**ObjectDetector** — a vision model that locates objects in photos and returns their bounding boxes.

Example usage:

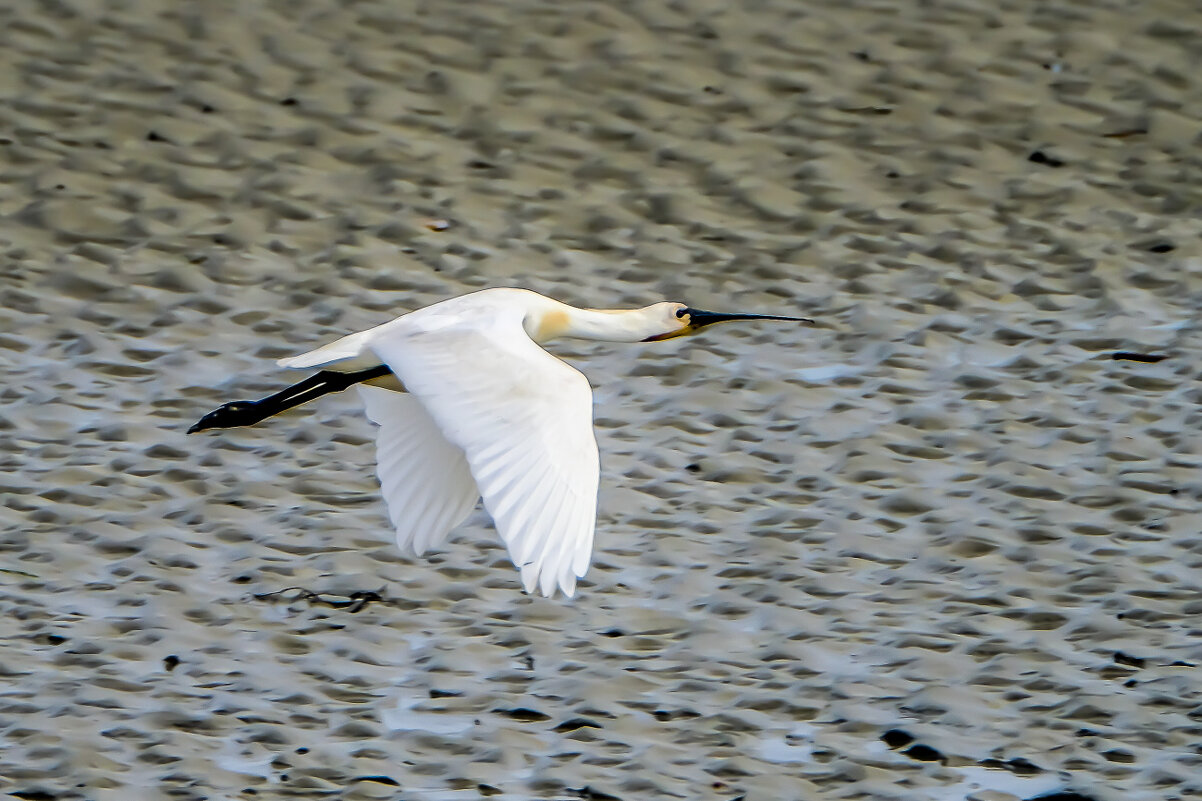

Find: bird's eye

[675,308,688,319]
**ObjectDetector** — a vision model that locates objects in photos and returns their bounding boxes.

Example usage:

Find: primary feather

[357,385,478,555]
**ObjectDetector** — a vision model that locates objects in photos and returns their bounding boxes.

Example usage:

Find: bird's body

[191,288,811,597]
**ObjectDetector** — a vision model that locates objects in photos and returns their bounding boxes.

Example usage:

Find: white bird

[190,288,812,597]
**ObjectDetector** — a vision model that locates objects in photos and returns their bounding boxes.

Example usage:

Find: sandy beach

[1,0,1200,798]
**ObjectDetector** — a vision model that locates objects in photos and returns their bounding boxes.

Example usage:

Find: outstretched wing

[367,319,600,598]
[357,385,479,555]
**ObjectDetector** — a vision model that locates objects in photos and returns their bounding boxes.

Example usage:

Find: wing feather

[366,318,600,597]
[543,499,582,595]
[357,386,479,555]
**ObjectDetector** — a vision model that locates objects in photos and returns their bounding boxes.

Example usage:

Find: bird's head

[642,302,814,342]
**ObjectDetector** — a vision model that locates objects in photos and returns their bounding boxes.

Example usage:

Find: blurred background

[1,0,1199,799]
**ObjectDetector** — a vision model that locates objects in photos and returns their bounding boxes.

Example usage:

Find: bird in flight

[190,288,812,597]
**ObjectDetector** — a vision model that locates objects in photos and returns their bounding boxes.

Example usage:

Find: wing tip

[559,573,577,598]
[518,568,579,599]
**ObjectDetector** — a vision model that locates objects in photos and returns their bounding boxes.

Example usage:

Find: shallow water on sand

[2,0,1201,798]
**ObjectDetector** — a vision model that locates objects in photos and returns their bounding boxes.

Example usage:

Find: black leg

[188,365,393,433]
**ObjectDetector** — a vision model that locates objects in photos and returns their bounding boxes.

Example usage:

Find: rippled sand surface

[3,0,1201,798]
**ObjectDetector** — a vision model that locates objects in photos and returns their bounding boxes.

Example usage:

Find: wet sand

[2,0,1200,798]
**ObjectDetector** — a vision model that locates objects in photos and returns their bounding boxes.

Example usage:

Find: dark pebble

[499,707,550,722]
[554,717,602,732]
[981,756,1043,775]
[576,787,622,801]
[1113,651,1146,668]
[903,744,946,762]
[880,728,914,748]
[1028,150,1065,167]
[1110,352,1167,363]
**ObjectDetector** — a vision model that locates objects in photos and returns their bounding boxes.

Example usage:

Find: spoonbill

[190,288,812,597]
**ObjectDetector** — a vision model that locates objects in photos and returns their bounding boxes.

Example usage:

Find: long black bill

[188,365,393,434]
[685,308,815,329]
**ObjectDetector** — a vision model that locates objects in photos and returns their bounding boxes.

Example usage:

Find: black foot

[188,366,395,435]
[188,400,267,434]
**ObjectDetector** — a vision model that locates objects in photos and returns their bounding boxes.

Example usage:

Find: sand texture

[2,0,1201,798]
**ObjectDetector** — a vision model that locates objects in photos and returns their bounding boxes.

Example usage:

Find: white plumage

[352,308,599,597]
[277,289,604,597]
[193,287,812,598]
[357,386,478,557]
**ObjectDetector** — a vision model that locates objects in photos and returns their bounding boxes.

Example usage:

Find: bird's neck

[529,304,659,343]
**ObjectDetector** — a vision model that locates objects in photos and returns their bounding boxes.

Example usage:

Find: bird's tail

[276,329,376,370]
